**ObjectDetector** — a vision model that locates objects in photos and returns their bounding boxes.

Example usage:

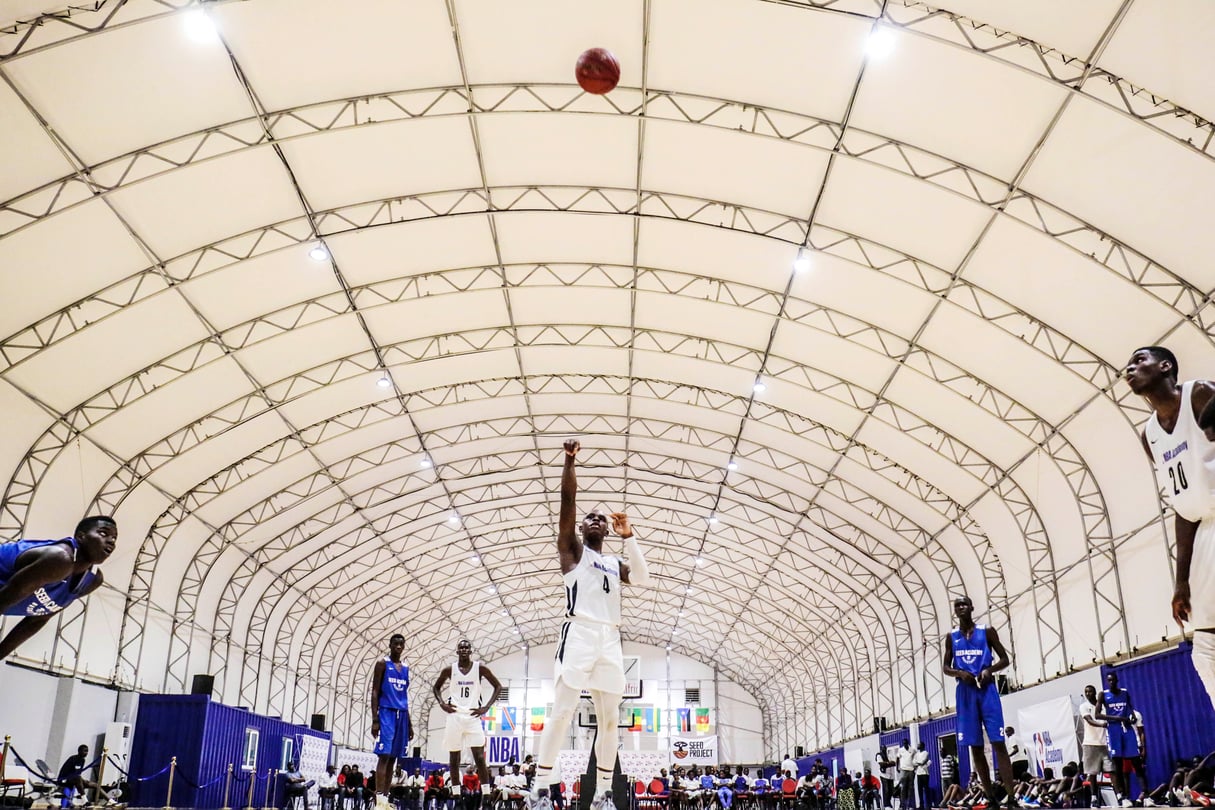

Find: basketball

[575,47,620,94]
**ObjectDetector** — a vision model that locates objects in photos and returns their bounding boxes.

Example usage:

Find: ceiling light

[793,250,811,273]
[866,27,895,59]
[753,380,767,394]
[486,585,497,594]
[182,9,217,43]
[666,644,672,651]
[449,512,461,524]
[471,555,481,563]
[694,557,704,567]
[685,587,694,595]
[727,461,738,471]
[377,374,391,388]
[708,514,719,525]
[308,244,329,262]
[420,457,432,468]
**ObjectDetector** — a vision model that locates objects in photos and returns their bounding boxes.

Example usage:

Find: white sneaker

[590,790,613,810]
[1143,799,1157,807]
[1121,801,1133,808]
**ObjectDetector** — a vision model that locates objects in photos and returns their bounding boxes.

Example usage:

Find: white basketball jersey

[450,660,481,710]
[1145,381,1215,522]
[563,545,622,625]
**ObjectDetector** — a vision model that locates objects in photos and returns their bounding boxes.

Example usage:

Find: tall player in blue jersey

[1095,671,1144,807]
[0,516,117,660]
[531,439,652,810]
[371,633,412,810]
[941,595,1018,809]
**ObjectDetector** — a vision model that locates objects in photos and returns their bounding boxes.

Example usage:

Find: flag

[676,708,692,733]
[501,706,517,732]
[530,707,546,732]
[628,708,642,732]
[695,708,711,732]
[644,708,660,733]
[481,706,496,731]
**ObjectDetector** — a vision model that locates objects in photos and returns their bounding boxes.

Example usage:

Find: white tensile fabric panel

[494,210,635,265]
[510,286,632,328]
[107,146,303,259]
[189,451,323,528]
[1114,523,1173,645]
[145,409,294,496]
[22,437,116,536]
[648,0,869,121]
[1022,96,1215,290]
[759,385,867,441]
[309,413,425,467]
[1004,450,1088,567]
[0,78,74,201]
[0,200,150,337]
[454,0,643,88]
[637,218,797,291]
[786,252,938,339]
[1099,0,1215,124]
[918,304,1095,425]
[233,316,373,383]
[855,417,990,507]
[214,0,462,111]
[3,12,255,165]
[966,489,1033,595]
[926,0,1124,60]
[631,351,756,402]
[390,348,523,395]
[0,380,56,481]
[273,376,397,438]
[850,28,1065,180]
[881,367,1034,469]
[634,290,774,352]
[1059,397,1162,536]
[815,157,991,271]
[4,291,213,413]
[477,113,638,189]
[181,245,346,331]
[361,288,510,343]
[279,118,484,212]
[82,356,255,459]
[327,217,498,286]
[769,321,898,392]
[641,119,828,218]
[519,344,630,378]
[963,216,1179,363]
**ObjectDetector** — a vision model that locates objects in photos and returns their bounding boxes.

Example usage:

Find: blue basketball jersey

[0,538,99,616]
[379,657,410,710]
[950,625,994,677]
[1102,688,1132,719]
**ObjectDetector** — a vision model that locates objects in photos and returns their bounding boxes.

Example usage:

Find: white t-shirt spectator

[319,772,339,790]
[913,750,929,777]
[1006,732,1029,764]
[897,748,915,773]
[781,760,798,781]
[1080,701,1108,746]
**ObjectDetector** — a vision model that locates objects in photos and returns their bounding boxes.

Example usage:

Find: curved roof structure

[1,0,1207,754]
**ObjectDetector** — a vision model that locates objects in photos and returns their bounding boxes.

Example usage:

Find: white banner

[486,735,523,766]
[1017,696,1078,778]
[671,735,719,766]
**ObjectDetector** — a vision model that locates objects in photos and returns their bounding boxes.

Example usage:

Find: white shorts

[553,620,625,693]
[444,710,486,752]
[1190,519,1215,630]
[1193,631,1215,712]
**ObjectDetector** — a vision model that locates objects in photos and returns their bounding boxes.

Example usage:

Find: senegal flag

[530,707,546,732]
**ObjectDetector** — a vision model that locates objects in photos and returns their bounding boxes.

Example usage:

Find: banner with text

[486,735,522,766]
[671,735,719,766]
[1017,696,1078,778]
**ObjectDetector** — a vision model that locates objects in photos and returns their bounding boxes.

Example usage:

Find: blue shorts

[1107,722,1139,759]
[956,682,1005,746]
[374,707,411,758]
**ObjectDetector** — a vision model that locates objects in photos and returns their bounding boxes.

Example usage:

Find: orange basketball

[575,47,620,94]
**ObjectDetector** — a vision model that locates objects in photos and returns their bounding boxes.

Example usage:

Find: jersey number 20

[1169,462,1189,495]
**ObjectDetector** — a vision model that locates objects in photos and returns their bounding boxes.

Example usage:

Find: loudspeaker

[872,716,888,734]
[412,747,421,759]
[310,714,326,732]
[996,675,1010,695]
[190,674,215,696]
[795,746,804,758]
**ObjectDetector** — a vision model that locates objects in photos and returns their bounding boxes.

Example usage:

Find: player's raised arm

[612,512,651,586]
[557,440,583,573]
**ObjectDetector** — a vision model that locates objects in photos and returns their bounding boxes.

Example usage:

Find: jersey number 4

[1169,462,1189,495]
[602,575,611,594]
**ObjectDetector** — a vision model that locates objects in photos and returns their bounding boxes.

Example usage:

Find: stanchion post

[265,769,276,810]
[245,767,255,810]
[164,756,177,810]
[222,763,233,810]
[2,735,10,781]
[95,746,109,806]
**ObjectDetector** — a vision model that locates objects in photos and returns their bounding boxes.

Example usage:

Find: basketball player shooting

[531,439,652,810]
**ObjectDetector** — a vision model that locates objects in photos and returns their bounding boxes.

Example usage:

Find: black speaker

[795,746,804,758]
[412,747,421,759]
[872,716,888,734]
[191,674,215,696]
[310,714,326,732]
[996,675,1010,695]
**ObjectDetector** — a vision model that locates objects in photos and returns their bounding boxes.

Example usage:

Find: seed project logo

[673,741,689,759]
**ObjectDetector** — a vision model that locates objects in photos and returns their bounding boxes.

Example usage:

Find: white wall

[422,641,763,764]
[0,663,126,782]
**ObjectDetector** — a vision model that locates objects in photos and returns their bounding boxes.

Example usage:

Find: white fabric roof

[0,0,1206,752]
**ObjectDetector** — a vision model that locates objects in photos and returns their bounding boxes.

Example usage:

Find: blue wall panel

[1102,642,1215,790]
[917,715,958,804]
[129,695,331,809]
